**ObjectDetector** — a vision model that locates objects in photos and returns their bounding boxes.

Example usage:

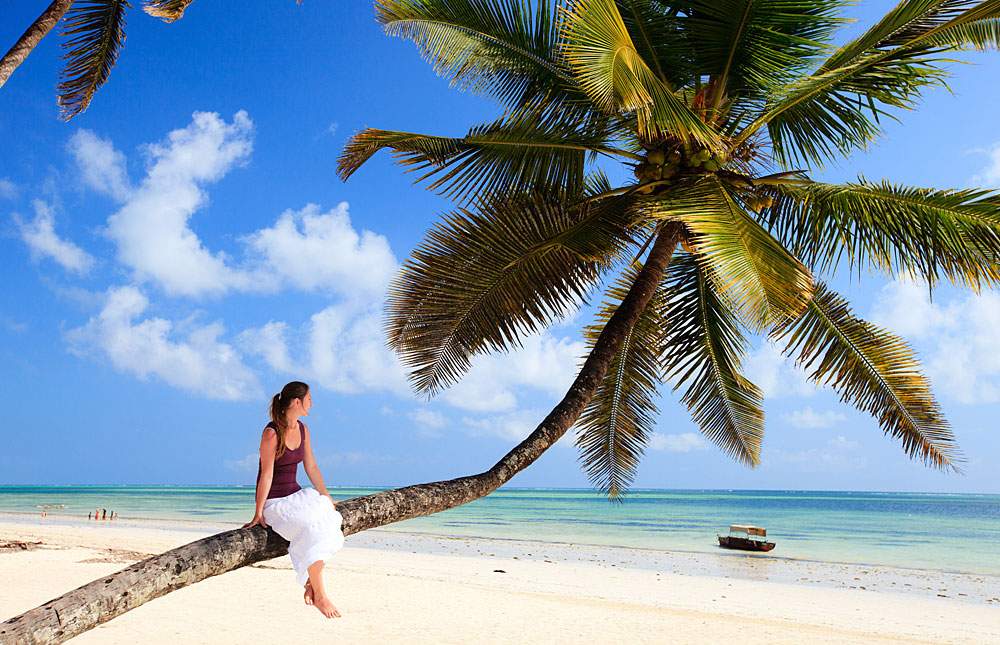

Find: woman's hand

[243,513,268,529]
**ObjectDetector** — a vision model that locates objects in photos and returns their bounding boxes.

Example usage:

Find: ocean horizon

[3,486,998,576]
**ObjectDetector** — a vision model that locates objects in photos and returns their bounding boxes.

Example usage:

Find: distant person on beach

[243,381,345,619]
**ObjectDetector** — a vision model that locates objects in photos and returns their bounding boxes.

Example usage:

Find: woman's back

[258,420,304,499]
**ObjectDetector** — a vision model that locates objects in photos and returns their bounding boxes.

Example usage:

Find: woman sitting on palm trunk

[244,381,345,618]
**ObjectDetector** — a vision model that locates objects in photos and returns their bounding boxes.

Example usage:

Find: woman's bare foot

[313,593,341,619]
[303,581,314,605]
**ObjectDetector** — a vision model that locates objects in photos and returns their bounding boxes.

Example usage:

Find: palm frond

[773,283,961,469]
[683,0,846,116]
[758,178,1000,288]
[835,0,1000,59]
[925,16,1000,49]
[576,262,665,499]
[645,177,814,329]
[821,0,974,70]
[746,48,950,167]
[736,1,1000,166]
[388,191,637,394]
[58,0,129,120]
[143,0,193,22]
[337,110,622,203]
[616,0,694,88]
[661,253,764,466]
[375,0,582,114]
[561,0,723,149]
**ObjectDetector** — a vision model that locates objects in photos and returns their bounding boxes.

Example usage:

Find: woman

[243,381,345,618]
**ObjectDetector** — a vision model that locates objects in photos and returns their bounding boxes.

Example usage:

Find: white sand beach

[2,517,998,644]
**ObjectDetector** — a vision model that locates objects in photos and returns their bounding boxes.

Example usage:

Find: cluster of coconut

[632,145,728,193]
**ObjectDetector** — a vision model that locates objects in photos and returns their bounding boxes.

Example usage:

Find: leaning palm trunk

[0,226,683,644]
[0,0,73,89]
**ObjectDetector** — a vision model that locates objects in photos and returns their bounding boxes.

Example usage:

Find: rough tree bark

[1,224,684,644]
[0,0,74,89]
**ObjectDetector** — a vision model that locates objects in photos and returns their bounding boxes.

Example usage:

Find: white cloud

[443,334,586,412]
[58,111,587,413]
[1,317,28,334]
[409,408,447,429]
[238,321,294,373]
[782,407,847,429]
[971,141,1000,188]
[77,114,398,301]
[744,341,818,399]
[307,304,410,395]
[225,453,259,472]
[462,409,546,442]
[871,279,1000,404]
[647,432,709,453]
[245,202,397,299]
[104,111,256,297]
[0,178,17,199]
[15,200,94,274]
[68,130,132,201]
[240,285,584,414]
[409,408,448,438]
[768,435,866,471]
[319,451,398,467]
[67,286,261,401]
[241,301,410,396]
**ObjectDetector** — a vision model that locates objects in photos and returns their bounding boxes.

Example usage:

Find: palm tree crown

[339,0,1000,498]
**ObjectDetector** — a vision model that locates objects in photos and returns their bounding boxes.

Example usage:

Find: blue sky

[2,1,999,492]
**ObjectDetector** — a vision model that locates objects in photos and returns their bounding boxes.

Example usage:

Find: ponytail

[268,381,309,459]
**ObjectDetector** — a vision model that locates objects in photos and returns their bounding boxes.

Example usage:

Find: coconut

[647,149,666,165]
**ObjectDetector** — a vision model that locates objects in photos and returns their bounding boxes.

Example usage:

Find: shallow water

[2,486,998,575]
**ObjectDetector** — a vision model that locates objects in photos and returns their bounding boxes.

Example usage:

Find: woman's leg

[306,560,340,618]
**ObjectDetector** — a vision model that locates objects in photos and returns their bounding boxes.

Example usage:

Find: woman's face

[297,391,312,416]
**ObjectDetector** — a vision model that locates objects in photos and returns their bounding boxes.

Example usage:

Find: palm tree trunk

[0,0,74,89]
[1,224,684,644]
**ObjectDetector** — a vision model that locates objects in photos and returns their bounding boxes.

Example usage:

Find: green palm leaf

[388,191,637,394]
[758,178,1000,287]
[143,0,194,22]
[735,1,1000,166]
[821,0,972,71]
[647,176,813,329]
[375,0,579,113]
[684,0,845,118]
[773,283,961,469]
[58,0,129,120]
[810,0,1000,66]
[576,262,666,499]
[561,0,722,149]
[615,0,695,88]
[661,253,764,466]
[337,110,626,203]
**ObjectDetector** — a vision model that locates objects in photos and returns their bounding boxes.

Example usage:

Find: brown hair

[268,381,309,459]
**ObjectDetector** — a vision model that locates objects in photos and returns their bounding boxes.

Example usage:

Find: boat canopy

[729,525,766,537]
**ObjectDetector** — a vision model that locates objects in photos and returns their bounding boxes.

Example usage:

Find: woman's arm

[243,427,278,528]
[302,424,335,509]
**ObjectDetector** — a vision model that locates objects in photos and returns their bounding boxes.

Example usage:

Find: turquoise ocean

[2,487,998,575]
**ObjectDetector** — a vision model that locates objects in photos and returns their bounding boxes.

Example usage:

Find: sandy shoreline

[2,517,998,644]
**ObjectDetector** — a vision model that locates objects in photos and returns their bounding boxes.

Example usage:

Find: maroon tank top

[257,421,305,500]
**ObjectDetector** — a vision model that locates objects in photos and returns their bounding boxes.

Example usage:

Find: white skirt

[263,487,345,586]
